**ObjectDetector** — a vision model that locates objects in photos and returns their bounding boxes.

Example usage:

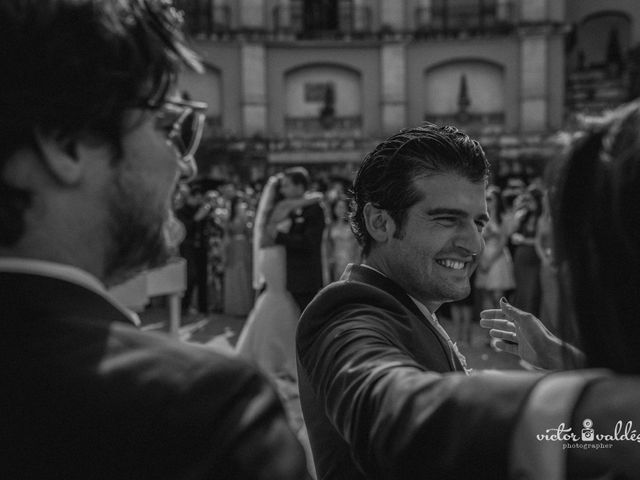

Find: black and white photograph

[2,1,640,478]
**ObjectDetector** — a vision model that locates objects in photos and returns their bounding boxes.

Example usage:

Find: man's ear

[32,128,84,186]
[363,202,395,243]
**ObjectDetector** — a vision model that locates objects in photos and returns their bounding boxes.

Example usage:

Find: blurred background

[172,0,639,188]
[122,0,639,370]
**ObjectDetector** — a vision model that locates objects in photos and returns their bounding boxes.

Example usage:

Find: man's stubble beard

[103,171,174,288]
[401,256,472,309]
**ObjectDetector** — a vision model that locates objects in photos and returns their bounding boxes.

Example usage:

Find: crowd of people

[172,168,562,352]
[451,174,562,344]
[172,174,360,317]
[4,1,640,479]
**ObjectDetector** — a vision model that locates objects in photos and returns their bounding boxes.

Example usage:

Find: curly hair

[349,123,489,257]
[0,0,202,246]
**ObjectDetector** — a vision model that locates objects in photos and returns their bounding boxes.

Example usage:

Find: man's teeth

[437,259,465,270]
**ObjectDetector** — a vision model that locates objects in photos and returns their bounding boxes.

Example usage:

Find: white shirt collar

[0,257,140,326]
[359,262,386,277]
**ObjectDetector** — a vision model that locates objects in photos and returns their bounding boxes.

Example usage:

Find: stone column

[240,0,265,29]
[496,0,509,21]
[352,0,367,31]
[520,33,548,132]
[520,0,547,23]
[380,0,404,30]
[274,0,290,29]
[417,0,432,26]
[380,43,407,135]
[240,43,267,136]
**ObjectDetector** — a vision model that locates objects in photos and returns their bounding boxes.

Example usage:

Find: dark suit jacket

[275,202,325,296]
[296,264,541,480]
[1,272,308,479]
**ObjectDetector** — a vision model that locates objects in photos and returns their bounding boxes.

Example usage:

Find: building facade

[174,0,640,183]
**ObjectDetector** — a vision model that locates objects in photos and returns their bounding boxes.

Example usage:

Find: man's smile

[435,258,476,271]
[436,259,466,270]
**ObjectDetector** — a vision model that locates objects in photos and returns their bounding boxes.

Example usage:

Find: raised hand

[480,298,585,370]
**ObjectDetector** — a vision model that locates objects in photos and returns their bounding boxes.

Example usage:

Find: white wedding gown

[235,245,300,384]
[234,189,316,477]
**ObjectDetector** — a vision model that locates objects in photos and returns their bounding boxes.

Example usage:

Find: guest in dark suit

[297,124,640,480]
[0,1,308,478]
[275,167,326,311]
[175,185,213,314]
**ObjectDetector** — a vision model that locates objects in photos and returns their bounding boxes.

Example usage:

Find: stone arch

[423,59,505,121]
[574,10,632,69]
[284,63,362,118]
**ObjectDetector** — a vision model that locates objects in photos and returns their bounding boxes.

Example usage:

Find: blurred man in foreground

[0,1,307,478]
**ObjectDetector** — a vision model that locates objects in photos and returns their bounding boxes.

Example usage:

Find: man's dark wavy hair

[0,0,202,246]
[349,123,489,256]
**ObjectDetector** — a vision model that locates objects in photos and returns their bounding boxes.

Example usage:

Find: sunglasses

[151,98,208,163]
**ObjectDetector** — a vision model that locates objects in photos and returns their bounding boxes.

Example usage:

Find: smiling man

[296,126,640,480]
[297,125,501,479]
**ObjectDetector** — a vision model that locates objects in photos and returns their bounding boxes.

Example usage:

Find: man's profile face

[280,176,304,199]
[383,173,488,312]
[103,109,182,284]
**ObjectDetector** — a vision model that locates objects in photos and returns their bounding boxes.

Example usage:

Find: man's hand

[510,232,525,245]
[480,298,585,370]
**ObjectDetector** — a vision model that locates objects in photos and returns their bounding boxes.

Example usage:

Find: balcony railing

[415,1,515,37]
[284,115,363,136]
[175,1,231,37]
[273,4,372,39]
[565,67,630,117]
[424,111,505,133]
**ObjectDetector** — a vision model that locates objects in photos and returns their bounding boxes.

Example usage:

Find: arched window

[284,64,362,135]
[424,60,505,132]
[573,11,631,70]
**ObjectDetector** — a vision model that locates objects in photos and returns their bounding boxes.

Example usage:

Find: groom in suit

[296,124,640,480]
[0,1,308,478]
[297,124,500,480]
[276,167,326,311]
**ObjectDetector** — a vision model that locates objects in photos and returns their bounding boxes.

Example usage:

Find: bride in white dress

[235,175,322,381]
[235,175,320,476]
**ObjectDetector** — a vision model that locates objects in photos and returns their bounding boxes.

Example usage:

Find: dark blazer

[275,202,325,296]
[296,264,541,480]
[1,272,308,480]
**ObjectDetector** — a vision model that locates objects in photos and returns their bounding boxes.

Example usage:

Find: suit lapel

[342,264,464,371]
[343,265,424,319]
